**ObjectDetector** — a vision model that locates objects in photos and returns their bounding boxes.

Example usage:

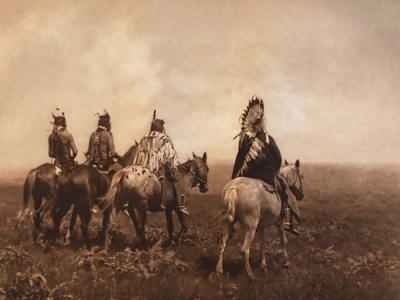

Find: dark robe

[232,132,282,186]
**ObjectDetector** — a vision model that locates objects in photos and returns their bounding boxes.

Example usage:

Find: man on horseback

[232,96,300,235]
[132,112,189,215]
[85,110,118,171]
[48,109,78,169]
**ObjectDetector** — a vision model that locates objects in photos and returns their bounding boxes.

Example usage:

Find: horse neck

[120,146,138,167]
[178,160,196,187]
[279,166,295,186]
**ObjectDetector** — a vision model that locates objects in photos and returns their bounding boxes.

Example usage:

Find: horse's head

[192,152,209,193]
[283,159,304,201]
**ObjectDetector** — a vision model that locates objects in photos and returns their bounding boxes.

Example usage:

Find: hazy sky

[1,0,400,174]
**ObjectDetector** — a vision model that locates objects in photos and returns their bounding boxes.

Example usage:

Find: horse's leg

[138,208,147,235]
[99,208,111,246]
[77,205,92,251]
[216,218,236,274]
[127,204,149,251]
[165,206,174,241]
[278,224,290,268]
[173,207,188,242]
[242,228,257,281]
[259,226,268,272]
[51,198,72,243]
[65,206,77,245]
[32,188,43,242]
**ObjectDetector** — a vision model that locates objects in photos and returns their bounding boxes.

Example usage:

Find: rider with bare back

[48,109,78,169]
[232,96,300,235]
[86,110,117,171]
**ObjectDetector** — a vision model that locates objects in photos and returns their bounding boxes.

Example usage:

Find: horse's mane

[123,142,138,160]
[178,159,192,173]
[278,166,298,184]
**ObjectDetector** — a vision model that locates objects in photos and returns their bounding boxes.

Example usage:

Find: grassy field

[0,162,400,299]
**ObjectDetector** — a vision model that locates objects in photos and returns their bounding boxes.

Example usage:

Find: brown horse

[18,163,59,241]
[215,160,304,280]
[51,144,139,250]
[100,152,209,250]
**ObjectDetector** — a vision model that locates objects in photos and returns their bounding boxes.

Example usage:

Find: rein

[283,167,303,195]
[178,160,207,185]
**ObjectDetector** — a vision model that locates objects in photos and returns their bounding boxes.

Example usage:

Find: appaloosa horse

[101,152,209,250]
[215,160,304,280]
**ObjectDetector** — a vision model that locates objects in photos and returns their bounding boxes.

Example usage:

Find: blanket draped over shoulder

[132,131,179,176]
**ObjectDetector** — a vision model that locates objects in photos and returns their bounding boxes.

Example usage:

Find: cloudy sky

[1,0,400,175]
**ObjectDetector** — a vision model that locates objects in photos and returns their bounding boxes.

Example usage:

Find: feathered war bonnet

[234,95,269,143]
[96,109,111,131]
[51,108,67,127]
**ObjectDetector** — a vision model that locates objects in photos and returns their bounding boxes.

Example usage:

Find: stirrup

[179,206,189,216]
[284,224,300,236]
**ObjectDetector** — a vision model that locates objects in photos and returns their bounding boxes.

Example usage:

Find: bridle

[291,169,304,196]
[178,160,208,185]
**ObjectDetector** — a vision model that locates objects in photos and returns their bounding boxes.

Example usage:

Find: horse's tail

[222,188,237,223]
[58,168,74,198]
[18,168,38,218]
[99,169,126,210]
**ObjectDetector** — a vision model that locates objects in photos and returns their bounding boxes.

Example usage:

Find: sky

[1,0,400,175]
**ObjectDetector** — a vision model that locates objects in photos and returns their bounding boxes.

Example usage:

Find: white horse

[215,160,304,280]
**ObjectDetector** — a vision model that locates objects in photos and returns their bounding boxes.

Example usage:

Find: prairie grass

[0,163,399,299]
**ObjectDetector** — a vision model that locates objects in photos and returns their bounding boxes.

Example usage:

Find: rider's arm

[68,133,78,158]
[106,132,116,156]
[268,136,282,169]
[231,135,251,179]
[86,132,95,155]
[48,135,54,158]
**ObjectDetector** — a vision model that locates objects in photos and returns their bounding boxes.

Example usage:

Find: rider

[48,109,78,169]
[86,110,118,171]
[132,114,189,215]
[231,96,300,235]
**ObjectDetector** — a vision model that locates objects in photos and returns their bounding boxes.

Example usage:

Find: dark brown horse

[51,144,139,250]
[18,163,59,241]
[101,152,209,250]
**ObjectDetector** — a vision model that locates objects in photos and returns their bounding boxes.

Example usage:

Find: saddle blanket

[261,182,276,193]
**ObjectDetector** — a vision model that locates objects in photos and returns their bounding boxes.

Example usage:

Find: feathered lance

[151,110,156,131]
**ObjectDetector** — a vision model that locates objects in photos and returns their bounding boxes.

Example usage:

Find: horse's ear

[285,159,289,166]
[203,152,207,162]
[135,140,139,146]
[52,112,55,119]
[295,159,300,169]
[192,151,197,158]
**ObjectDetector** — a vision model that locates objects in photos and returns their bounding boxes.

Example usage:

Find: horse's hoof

[261,266,268,273]
[248,273,257,282]
[282,261,290,269]
[215,266,223,275]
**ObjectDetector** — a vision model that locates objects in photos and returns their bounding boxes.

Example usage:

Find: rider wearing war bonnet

[132,112,189,215]
[48,109,78,169]
[86,110,118,171]
[232,95,300,236]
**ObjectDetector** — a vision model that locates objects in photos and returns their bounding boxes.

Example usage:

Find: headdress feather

[234,95,269,177]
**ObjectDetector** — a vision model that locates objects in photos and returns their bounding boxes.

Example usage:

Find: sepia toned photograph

[0,0,399,299]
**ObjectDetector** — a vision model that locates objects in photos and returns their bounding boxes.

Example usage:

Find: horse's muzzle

[199,183,208,193]
[291,187,304,201]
